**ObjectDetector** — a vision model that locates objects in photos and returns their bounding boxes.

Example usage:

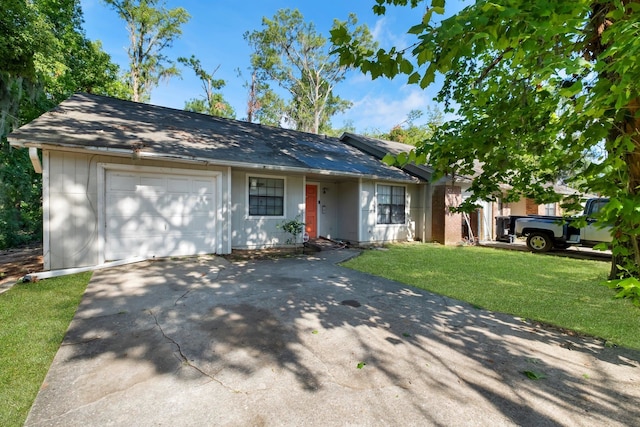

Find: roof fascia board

[15,141,418,183]
[341,134,432,182]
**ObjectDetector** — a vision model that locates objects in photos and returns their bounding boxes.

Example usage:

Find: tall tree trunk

[608,98,640,279]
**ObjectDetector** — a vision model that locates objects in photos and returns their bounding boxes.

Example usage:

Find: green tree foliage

[322,120,356,138]
[376,108,444,146]
[245,9,375,133]
[178,55,235,118]
[332,0,640,279]
[103,0,190,102]
[241,68,286,127]
[1,0,126,249]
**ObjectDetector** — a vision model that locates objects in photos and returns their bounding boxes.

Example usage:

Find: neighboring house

[9,93,439,271]
[340,133,579,244]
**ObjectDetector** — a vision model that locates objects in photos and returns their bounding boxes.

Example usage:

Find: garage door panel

[153,195,213,217]
[166,177,192,193]
[105,170,218,261]
[139,176,165,188]
[108,234,214,260]
[109,173,138,191]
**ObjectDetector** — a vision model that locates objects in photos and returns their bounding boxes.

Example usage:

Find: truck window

[587,199,608,217]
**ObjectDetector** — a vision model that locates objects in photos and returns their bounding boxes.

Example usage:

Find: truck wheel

[526,232,554,253]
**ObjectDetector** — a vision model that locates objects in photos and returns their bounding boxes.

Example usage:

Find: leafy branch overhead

[332,0,640,280]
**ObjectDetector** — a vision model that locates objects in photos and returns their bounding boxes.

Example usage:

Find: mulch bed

[0,243,43,286]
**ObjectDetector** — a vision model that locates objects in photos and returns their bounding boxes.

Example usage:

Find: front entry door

[305,184,318,238]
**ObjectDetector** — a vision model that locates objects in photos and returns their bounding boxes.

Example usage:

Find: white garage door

[105,170,217,261]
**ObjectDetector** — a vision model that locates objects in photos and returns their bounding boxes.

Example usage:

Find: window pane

[377,185,405,224]
[248,177,284,216]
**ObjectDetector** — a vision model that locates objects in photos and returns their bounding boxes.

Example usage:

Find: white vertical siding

[357,180,424,245]
[335,181,359,242]
[45,151,230,270]
[230,170,305,249]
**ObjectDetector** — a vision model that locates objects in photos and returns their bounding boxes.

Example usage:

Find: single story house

[10,93,574,271]
[9,93,455,270]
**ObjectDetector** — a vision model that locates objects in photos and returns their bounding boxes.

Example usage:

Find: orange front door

[305,185,318,238]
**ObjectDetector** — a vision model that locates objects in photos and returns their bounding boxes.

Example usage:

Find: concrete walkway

[26,250,639,426]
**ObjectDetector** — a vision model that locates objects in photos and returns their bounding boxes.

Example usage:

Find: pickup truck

[498,198,612,253]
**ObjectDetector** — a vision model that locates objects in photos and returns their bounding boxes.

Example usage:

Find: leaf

[396,152,409,166]
[407,71,421,84]
[559,80,583,98]
[357,362,366,369]
[312,330,319,334]
[522,370,546,380]
[592,242,609,251]
[400,58,414,74]
[408,23,426,35]
[382,153,397,166]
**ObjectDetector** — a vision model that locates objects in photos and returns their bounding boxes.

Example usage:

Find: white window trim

[375,183,408,226]
[246,173,287,219]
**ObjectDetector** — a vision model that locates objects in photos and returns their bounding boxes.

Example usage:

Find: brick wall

[431,184,462,244]
[526,198,539,215]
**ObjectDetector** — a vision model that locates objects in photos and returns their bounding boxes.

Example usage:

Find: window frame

[246,174,286,219]
[376,183,407,225]
[544,203,556,216]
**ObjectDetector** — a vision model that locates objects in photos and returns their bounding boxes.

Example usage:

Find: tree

[376,107,444,146]
[244,9,375,133]
[239,67,286,126]
[1,0,126,249]
[103,0,190,102]
[178,55,235,118]
[332,0,640,280]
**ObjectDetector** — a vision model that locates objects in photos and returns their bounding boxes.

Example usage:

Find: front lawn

[0,273,91,427]
[343,243,640,350]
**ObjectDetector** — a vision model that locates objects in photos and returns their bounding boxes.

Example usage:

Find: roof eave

[12,140,419,183]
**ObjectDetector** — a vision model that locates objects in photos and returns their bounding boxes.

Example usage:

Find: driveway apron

[25,250,640,426]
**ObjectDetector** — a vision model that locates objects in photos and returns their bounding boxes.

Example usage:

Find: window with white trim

[377,184,406,224]
[544,203,556,216]
[248,176,284,216]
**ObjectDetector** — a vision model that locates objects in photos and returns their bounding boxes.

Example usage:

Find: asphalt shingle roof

[9,93,418,182]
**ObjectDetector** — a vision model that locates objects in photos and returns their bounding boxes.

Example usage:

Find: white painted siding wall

[335,181,360,242]
[230,169,305,249]
[358,180,423,245]
[45,151,230,270]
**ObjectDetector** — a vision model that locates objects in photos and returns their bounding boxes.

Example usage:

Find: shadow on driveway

[26,250,639,426]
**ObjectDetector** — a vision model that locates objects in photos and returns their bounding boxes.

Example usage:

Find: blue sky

[80,0,467,133]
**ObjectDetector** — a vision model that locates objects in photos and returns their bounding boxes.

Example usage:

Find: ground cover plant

[0,273,91,426]
[343,243,640,350]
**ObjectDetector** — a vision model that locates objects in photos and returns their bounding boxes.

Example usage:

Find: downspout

[423,183,428,242]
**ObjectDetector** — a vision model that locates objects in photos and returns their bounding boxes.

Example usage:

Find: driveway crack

[147,309,241,393]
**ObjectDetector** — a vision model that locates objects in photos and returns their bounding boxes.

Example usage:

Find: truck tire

[526,232,554,253]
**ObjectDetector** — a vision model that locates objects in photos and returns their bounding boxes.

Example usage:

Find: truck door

[581,199,613,243]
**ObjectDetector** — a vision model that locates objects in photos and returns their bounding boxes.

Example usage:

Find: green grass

[0,273,91,427]
[343,243,640,350]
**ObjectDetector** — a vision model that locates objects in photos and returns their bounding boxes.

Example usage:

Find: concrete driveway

[26,250,639,426]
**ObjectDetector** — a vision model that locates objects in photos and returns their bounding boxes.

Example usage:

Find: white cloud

[370,16,411,51]
[337,86,437,133]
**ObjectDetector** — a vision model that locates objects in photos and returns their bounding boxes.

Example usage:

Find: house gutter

[10,140,419,183]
